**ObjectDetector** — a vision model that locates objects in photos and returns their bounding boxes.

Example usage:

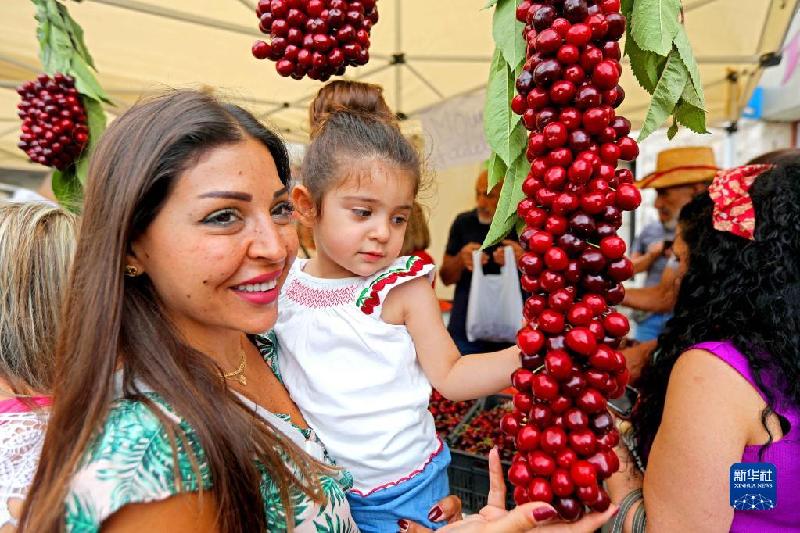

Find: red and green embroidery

[357,256,425,314]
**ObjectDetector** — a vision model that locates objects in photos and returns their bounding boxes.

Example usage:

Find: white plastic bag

[465,245,524,343]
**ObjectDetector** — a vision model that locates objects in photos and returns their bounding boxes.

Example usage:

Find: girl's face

[128,136,298,339]
[309,160,415,278]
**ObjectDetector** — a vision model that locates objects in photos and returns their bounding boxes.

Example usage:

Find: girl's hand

[399,448,618,533]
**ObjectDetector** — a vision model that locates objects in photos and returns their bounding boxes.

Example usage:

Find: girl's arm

[610,349,758,532]
[382,276,519,401]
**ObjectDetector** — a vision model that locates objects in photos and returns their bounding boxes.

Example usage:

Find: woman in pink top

[608,157,800,532]
[0,202,77,530]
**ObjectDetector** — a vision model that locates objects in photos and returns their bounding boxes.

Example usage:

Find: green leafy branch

[481,0,530,248]
[623,0,708,140]
[31,0,111,209]
[481,0,708,246]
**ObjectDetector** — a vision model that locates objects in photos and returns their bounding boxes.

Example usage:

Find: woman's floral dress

[64,333,358,532]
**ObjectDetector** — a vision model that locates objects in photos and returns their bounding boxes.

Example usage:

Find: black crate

[448,448,514,513]
[447,395,515,513]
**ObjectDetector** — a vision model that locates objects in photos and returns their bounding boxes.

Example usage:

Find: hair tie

[708,164,775,240]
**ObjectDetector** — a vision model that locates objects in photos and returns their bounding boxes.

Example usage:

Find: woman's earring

[124,265,140,278]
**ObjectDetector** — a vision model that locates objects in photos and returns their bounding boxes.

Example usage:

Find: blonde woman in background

[0,202,77,531]
[401,202,435,267]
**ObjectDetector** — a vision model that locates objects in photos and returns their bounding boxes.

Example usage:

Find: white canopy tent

[0,0,798,171]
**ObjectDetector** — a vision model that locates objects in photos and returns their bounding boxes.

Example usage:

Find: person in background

[622,148,800,381]
[440,170,522,355]
[608,159,800,532]
[291,167,317,260]
[0,202,77,530]
[297,222,317,259]
[627,146,717,343]
[401,201,435,267]
[7,174,56,205]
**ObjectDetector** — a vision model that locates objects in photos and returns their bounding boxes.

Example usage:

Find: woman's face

[128,136,297,338]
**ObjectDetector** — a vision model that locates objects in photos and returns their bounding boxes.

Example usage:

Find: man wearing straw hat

[625,146,718,342]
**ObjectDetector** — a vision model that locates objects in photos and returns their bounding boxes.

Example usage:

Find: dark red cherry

[569,429,598,457]
[501,412,521,436]
[512,368,535,392]
[603,311,630,337]
[599,235,626,259]
[518,327,546,356]
[565,327,597,356]
[508,460,533,486]
[567,302,593,326]
[555,496,583,521]
[516,425,541,452]
[545,349,574,381]
[529,477,554,503]
[571,460,598,487]
[540,426,568,454]
[563,0,589,23]
[528,450,557,477]
[532,373,560,400]
[605,12,626,40]
[530,404,554,428]
[576,388,607,413]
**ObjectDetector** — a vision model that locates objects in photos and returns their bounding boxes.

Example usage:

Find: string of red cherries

[501,0,642,521]
[252,0,378,81]
[16,74,89,171]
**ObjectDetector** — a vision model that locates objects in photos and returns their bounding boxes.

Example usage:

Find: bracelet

[619,423,646,473]
[633,501,647,533]
[610,488,643,533]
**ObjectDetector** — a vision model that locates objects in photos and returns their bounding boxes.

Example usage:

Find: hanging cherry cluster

[502,0,642,520]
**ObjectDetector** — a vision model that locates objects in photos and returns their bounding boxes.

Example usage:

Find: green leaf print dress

[64,334,358,532]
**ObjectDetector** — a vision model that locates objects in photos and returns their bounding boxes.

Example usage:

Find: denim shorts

[347,444,451,533]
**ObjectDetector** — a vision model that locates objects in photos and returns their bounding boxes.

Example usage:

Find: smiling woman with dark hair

[20,90,356,532]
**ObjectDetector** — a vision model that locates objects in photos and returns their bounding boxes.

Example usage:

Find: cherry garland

[252,0,378,81]
[16,73,89,171]
[501,0,642,520]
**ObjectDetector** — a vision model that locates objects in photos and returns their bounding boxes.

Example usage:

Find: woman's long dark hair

[22,90,328,531]
[633,159,800,463]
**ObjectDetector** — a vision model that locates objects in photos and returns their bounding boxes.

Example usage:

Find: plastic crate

[448,448,514,513]
[447,395,515,513]
[429,392,480,443]
[444,398,484,446]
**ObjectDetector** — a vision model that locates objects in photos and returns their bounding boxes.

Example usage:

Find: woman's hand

[400,448,617,533]
[427,494,462,524]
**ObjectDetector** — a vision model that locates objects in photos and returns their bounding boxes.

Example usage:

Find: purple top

[693,341,800,532]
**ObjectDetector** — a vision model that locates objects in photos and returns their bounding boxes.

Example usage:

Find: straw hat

[635,146,719,189]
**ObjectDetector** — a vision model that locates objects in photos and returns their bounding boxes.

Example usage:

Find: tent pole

[234,0,256,12]
[89,0,266,38]
[395,0,403,115]
[403,63,444,99]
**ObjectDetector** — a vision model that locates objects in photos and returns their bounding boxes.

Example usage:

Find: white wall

[418,161,484,300]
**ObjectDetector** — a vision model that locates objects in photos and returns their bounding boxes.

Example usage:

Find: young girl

[274,85,521,532]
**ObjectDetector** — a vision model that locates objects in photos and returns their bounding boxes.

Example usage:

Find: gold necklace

[222,347,247,386]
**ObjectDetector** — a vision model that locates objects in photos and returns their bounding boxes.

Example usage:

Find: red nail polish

[428,505,443,521]
[397,518,408,532]
[532,506,558,521]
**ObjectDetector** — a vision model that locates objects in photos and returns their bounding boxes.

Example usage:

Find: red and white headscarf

[708,164,775,240]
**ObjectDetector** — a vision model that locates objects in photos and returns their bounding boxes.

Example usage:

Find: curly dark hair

[632,159,800,463]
